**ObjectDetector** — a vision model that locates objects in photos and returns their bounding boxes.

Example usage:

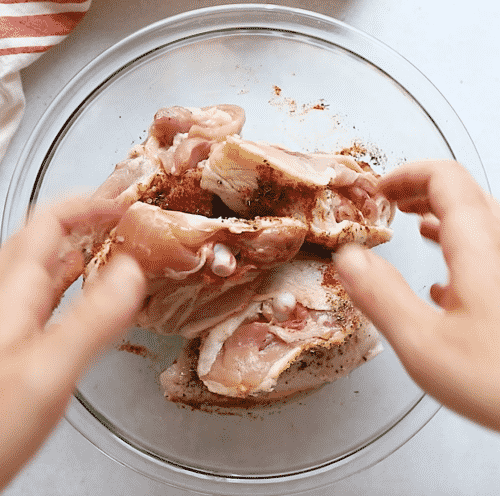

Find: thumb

[40,254,147,385]
[335,244,437,355]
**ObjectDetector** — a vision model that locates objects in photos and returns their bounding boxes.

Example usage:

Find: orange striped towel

[0,0,92,163]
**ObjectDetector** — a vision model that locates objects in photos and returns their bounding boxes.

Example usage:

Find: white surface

[1,0,500,494]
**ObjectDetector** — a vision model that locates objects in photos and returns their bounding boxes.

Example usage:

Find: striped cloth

[0,0,92,163]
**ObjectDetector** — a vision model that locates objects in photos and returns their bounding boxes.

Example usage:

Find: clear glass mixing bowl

[1,4,487,495]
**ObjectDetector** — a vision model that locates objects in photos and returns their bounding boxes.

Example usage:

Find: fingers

[335,244,439,356]
[0,197,123,283]
[379,160,500,308]
[419,214,440,243]
[39,254,146,384]
[429,283,462,311]
[379,160,484,216]
[397,197,433,215]
[24,197,124,271]
[0,255,145,489]
[379,160,494,238]
[0,197,126,348]
[0,262,56,350]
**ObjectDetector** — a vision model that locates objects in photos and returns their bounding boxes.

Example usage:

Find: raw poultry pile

[66,104,395,406]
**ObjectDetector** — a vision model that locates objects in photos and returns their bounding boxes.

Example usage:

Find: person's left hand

[0,197,146,490]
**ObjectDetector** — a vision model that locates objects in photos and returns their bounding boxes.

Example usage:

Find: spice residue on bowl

[269,84,330,117]
[118,340,153,359]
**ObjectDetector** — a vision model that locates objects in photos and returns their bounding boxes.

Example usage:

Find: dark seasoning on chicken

[65,104,395,408]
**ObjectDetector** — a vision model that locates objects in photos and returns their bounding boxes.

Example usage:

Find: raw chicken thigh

[84,202,307,336]
[161,258,383,402]
[68,103,394,405]
[202,137,394,248]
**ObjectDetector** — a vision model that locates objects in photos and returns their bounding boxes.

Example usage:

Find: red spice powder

[321,263,342,289]
[118,341,149,358]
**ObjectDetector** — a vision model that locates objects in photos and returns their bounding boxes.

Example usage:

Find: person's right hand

[336,160,500,431]
[0,197,146,490]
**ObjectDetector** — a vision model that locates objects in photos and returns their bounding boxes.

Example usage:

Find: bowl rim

[3,3,486,493]
[2,3,488,236]
[65,392,441,494]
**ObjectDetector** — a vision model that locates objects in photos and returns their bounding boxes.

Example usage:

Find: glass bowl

[1,5,487,495]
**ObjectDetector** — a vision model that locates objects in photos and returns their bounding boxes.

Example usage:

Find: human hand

[0,198,146,490]
[336,160,500,431]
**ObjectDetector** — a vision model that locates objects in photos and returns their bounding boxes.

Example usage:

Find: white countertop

[2,1,500,494]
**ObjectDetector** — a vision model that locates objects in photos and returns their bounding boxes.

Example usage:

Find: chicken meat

[161,257,382,404]
[201,137,394,248]
[84,202,308,336]
[62,103,394,406]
